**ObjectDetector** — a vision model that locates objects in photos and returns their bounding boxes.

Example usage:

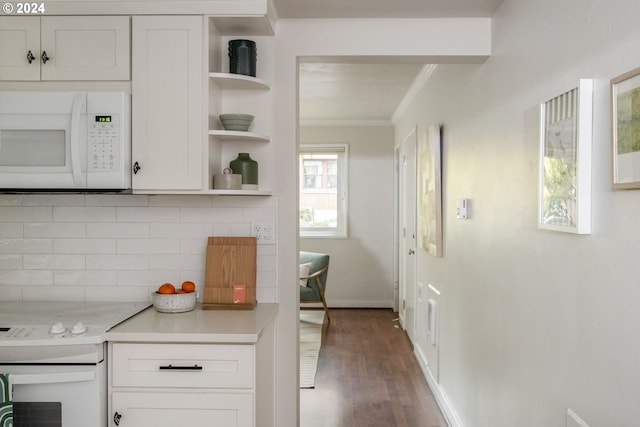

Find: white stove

[0,300,151,427]
[0,300,151,347]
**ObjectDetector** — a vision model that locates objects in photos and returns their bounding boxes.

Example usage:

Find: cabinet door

[131,16,204,192]
[111,392,254,427]
[0,17,40,80]
[40,16,130,81]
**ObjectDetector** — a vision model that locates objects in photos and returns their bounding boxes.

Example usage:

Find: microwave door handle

[70,93,86,186]
[11,371,96,385]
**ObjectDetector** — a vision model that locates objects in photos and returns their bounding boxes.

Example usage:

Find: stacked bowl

[219,114,254,132]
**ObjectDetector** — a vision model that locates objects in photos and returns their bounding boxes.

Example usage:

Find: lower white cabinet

[109,343,256,427]
[111,392,253,427]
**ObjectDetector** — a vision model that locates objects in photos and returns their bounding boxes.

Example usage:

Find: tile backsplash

[0,194,277,302]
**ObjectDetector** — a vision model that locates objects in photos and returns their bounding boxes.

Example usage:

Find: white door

[398,127,417,341]
[0,17,40,80]
[40,16,130,81]
[111,392,254,427]
[131,16,204,192]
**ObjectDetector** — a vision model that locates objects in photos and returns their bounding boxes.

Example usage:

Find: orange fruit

[176,289,186,294]
[181,281,196,293]
[157,283,176,294]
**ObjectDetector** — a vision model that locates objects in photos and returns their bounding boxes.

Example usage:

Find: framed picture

[417,124,443,256]
[611,67,640,189]
[538,79,593,234]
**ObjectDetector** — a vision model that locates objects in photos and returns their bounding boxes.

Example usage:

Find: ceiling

[273,0,503,19]
[285,0,504,123]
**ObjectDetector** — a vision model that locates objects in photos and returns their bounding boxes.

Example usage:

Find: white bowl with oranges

[152,281,197,313]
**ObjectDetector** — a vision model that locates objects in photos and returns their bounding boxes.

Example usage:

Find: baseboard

[302,300,393,309]
[414,347,464,427]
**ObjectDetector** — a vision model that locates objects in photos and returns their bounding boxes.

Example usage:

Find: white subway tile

[180,238,209,254]
[149,195,214,207]
[257,245,277,256]
[148,254,204,271]
[0,195,22,206]
[117,270,179,287]
[212,208,246,223]
[54,206,116,222]
[0,223,23,238]
[149,222,213,238]
[22,194,85,207]
[117,239,179,254]
[22,286,86,301]
[86,254,148,270]
[180,207,246,223]
[24,254,85,270]
[0,270,53,285]
[256,287,276,303]
[2,195,278,303]
[257,271,276,288]
[86,286,149,302]
[0,285,22,300]
[212,196,277,209]
[178,270,205,287]
[0,207,51,222]
[117,207,179,222]
[256,255,277,272]
[0,254,21,269]
[25,222,86,238]
[54,270,117,286]
[54,239,116,254]
[87,223,150,238]
[212,223,250,237]
[86,194,149,207]
[0,239,53,254]
[243,207,277,221]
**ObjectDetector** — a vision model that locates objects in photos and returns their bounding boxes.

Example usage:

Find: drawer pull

[159,364,203,371]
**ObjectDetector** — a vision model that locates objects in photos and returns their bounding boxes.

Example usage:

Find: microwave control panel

[88,114,120,172]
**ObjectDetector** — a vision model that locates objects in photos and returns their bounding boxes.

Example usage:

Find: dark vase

[228,39,257,77]
[229,153,258,186]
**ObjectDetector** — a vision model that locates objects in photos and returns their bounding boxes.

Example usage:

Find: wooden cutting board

[203,237,257,310]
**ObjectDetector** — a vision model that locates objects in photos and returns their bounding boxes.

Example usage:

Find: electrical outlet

[250,221,276,245]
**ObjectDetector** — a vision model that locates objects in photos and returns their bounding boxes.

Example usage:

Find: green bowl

[219,114,254,132]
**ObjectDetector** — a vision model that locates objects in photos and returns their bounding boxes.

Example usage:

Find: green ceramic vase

[229,153,258,185]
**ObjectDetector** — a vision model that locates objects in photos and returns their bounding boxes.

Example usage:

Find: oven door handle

[11,371,95,385]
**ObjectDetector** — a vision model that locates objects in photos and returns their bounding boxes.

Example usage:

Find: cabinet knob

[26,50,35,64]
[408,249,415,255]
[113,412,122,426]
[41,50,50,64]
[133,162,141,174]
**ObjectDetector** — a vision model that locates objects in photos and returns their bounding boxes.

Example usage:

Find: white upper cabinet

[131,16,205,192]
[0,16,130,81]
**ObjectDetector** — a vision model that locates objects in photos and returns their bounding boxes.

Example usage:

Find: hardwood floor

[300,308,448,427]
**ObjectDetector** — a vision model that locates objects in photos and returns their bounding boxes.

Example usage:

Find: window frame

[299,143,349,238]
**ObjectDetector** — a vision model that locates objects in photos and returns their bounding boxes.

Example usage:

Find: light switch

[457,198,469,219]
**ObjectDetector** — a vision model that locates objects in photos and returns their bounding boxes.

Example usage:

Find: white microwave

[0,91,131,191]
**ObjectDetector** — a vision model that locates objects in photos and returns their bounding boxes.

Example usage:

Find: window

[299,144,348,238]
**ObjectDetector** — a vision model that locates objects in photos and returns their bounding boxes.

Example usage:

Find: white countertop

[105,303,278,344]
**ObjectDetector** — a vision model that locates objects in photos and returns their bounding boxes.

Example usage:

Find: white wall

[394,0,640,426]
[0,194,277,303]
[299,125,395,308]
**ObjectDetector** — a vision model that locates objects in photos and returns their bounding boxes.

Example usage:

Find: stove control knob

[71,322,87,335]
[50,322,65,334]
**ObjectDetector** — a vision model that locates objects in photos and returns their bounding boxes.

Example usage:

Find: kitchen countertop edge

[105,303,278,344]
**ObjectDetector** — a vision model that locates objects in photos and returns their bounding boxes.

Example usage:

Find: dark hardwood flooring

[300,308,448,427]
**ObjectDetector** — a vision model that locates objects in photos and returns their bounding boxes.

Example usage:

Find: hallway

[300,309,448,427]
